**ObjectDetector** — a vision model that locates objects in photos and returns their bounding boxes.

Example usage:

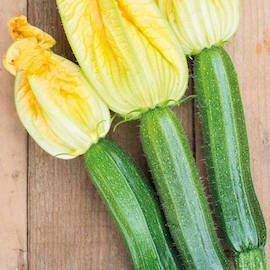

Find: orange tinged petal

[3,17,111,159]
[8,16,56,49]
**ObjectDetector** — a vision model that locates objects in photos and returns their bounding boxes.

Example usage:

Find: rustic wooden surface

[0,0,269,269]
[230,0,270,264]
[0,1,28,270]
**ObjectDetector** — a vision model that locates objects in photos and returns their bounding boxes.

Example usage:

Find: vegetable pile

[3,1,267,270]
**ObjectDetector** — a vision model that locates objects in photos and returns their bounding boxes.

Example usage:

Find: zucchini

[84,138,180,270]
[235,248,266,270]
[140,107,229,270]
[194,46,267,269]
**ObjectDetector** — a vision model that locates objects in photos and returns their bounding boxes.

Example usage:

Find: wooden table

[0,1,269,269]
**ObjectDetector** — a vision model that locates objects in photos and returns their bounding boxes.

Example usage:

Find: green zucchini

[194,46,267,269]
[235,248,266,270]
[84,138,180,270]
[140,107,229,270]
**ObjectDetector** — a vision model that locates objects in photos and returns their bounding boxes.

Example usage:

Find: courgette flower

[3,16,110,159]
[157,0,240,55]
[57,0,188,118]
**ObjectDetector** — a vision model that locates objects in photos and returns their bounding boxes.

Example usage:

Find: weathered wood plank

[230,1,270,264]
[195,0,270,266]
[0,2,28,270]
[26,0,194,269]
[27,1,131,269]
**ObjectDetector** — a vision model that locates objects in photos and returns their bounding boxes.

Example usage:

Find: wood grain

[0,2,28,270]
[195,0,270,267]
[230,0,270,264]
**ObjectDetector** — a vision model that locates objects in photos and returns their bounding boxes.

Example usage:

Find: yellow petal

[28,54,111,155]
[15,71,76,159]
[3,38,52,76]
[8,16,56,49]
[57,0,188,118]
[157,0,240,55]
[4,19,111,159]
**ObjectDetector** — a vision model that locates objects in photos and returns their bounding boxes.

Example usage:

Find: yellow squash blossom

[157,0,240,55]
[57,0,188,118]
[3,16,110,159]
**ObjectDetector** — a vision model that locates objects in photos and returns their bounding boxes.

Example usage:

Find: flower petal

[8,16,56,49]
[15,71,76,159]
[57,0,188,117]
[28,54,110,153]
[3,38,52,76]
[157,0,240,55]
[4,19,111,159]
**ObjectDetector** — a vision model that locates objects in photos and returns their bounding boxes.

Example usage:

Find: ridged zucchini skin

[84,138,180,270]
[140,107,229,270]
[235,248,266,270]
[194,46,266,269]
